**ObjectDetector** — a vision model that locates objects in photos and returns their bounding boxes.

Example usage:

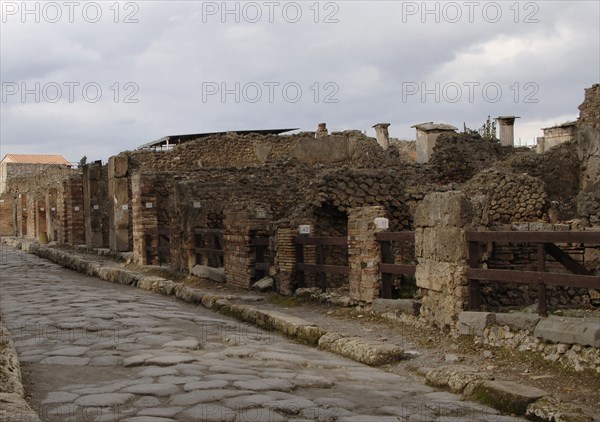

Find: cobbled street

[0,248,524,422]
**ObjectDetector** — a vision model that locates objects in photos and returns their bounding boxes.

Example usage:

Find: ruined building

[1,84,599,329]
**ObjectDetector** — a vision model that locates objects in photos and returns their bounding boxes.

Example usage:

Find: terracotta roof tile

[1,154,71,165]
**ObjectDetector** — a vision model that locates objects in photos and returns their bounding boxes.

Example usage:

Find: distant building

[411,122,458,163]
[0,154,71,194]
[537,121,578,154]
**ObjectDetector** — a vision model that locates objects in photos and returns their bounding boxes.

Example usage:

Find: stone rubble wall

[459,312,600,373]
[0,321,40,421]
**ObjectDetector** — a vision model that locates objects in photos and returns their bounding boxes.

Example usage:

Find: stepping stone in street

[122,383,180,397]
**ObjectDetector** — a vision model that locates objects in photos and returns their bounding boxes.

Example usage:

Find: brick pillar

[414,191,473,329]
[36,197,47,242]
[26,195,36,240]
[46,189,58,242]
[66,174,85,245]
[348,206,387,303]
[274,226,296,295]
[132,173,158,265]
[223,206,271,289]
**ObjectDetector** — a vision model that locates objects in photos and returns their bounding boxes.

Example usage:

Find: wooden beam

[294,236,348,246]
[544,243,592,275]
[378,263,416,276]
[375,232,415,242]
[466,231,600,244]
[537,243,548,317]
[467,268,600,289]
[296,263,350,275]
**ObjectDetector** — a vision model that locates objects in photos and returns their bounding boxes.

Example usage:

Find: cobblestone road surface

[0,248,526,422]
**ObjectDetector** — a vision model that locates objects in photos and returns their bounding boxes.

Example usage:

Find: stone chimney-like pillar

[315,123,328,138]
[496,116,520,147]
[372,123,391,150]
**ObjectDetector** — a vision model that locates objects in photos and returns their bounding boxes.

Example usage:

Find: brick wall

[223,206,272,289]
[0,198,15,236]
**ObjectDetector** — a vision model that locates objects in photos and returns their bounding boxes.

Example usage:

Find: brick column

[414,191,473,329]
[223,206,271,289]
[274,226,296,295]
[66,174,85,245]
[348,206,387,303]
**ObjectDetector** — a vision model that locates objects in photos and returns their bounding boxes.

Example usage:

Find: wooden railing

[294,235,349,291]
[376,231,416,299]
[144,228,170,266]
[467,231,600,316]
[251,235,271,280]
[194,228,224,268]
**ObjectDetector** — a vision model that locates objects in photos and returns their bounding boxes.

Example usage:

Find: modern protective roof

[1,154,71,165]
[137,128,299,150]
[410,122,458,132]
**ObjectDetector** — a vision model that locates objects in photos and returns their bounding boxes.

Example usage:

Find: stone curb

[0,322,40,422]
[0,239,404,367]
[424,365,593,421]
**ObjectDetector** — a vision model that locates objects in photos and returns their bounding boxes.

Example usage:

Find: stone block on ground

[372,299,421,316]
[318,332,404,366]
[191,265,225,283]
[425,365,492,393]
[534,317,600,347]
[495,313,541,332]
[526,396,593,422]
[468,380,548,415]
[458,312,496,337]
[252,277,274,292]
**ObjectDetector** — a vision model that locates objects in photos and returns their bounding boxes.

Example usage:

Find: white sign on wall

[93,205,99,210]
[374,217,389,229]
[74,206,80,212]
[193,201,202,209]
[299,225,312,235]
[145,202,153,209]
[51,207,56,211]
[122,205,129,210]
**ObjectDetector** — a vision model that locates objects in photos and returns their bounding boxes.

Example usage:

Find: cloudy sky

[1,0,598,163]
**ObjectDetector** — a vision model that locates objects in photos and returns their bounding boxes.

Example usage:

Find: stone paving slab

[1,245,533,422]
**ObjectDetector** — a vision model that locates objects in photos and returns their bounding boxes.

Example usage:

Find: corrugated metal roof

[1,154,71,165]
[137,128,299,150]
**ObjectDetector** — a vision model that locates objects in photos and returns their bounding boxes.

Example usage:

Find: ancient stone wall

[462,169,547,226]
[429,133,514,184]
[83,163,109,248]
[415,191,473,329]
[0,198,14,236]
[576,84,600,225]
